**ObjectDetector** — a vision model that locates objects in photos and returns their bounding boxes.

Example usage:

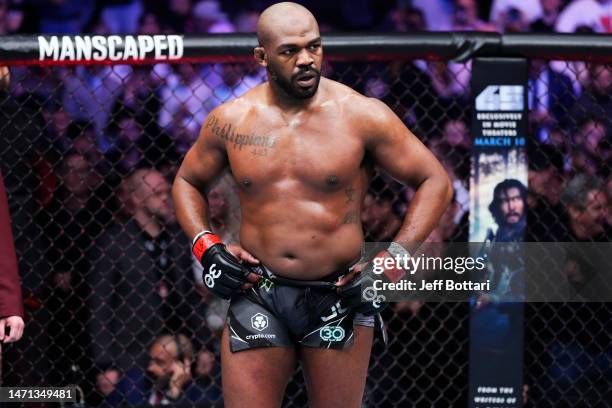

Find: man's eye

[281,49,294,56]
[309,44,320,50]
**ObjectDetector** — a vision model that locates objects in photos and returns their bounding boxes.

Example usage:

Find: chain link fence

[0,37,610,407]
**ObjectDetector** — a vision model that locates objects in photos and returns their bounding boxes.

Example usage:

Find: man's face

[147,342,175,388]
[261,17,322,99]
[62,154,92,196]
[499,187,524,225]
[195,351,215,377]
[578,120,606,156]
[136,172,175,223]
[570,189,608,235]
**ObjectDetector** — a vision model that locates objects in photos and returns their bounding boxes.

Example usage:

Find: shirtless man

[172,3,452,407]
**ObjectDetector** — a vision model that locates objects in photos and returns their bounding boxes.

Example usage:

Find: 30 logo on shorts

[320,326,346,342]
[251,313,269,331]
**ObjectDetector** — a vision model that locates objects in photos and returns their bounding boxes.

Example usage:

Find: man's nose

[296,49,314,67]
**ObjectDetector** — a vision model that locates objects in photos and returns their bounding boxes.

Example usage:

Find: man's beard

[267,65,321,99]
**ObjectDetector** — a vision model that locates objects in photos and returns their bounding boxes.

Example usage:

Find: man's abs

[239,201,364,280]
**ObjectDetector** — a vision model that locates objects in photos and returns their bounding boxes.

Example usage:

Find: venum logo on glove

[204,263,221,288]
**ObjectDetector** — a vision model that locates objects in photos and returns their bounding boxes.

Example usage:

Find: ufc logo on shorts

[321,301,348,322]
[204,263,221,288]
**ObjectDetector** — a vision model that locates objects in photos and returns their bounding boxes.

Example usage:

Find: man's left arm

[364,98,453,248]
[335,99,452,315]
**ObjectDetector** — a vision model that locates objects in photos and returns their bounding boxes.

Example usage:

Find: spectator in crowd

[161,0,194,33]
[452,0,496,31]
[105,334,207,406]
[110,65,162,140]
[569,63,612,128]
[0,0,24,34]
[65,121,102,165]
[60,65,129,140]
[556,0,612,33]
[104,112,146,174]
[105,110,177,179]
[0,170,24,344]
[32,0,96,34]
[528,59,575,142]
[87,168,201,374]
[193,349,223,405]
[527,145,566,241]
[94,366,120,405]
[427,60,470,102]
[37,151,110,384]
[531,0,565,32]
[99,0,143,34]
[205,62,252,111]
[159,63,212,131]
[558,174,610,241]
[382,4,427,32]
[497,6,531,33]
[411,0,454,31]
[43,102,72,154]
[487,179,528,242]
[567,117,610,176]
[138,11,163,34]
[192,0,232,33]
[490,0,544,30]
[442,119,471,150]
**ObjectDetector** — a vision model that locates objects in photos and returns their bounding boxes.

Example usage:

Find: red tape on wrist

[374,250,405,283]
[192,233,222,261]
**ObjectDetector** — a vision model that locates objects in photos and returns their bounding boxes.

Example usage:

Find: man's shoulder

[211,83,265,122]
[324,78,390,120]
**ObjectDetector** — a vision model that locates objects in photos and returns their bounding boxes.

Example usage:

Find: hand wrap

[192,232,250,299]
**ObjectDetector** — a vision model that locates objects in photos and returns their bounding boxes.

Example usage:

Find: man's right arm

[173,107,260,298]
[172,107,229,239]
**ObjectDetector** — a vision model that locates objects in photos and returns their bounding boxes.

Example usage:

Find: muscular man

[172,3,452,407]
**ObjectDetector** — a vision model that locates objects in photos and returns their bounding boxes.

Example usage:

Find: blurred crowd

[0,0,611,406]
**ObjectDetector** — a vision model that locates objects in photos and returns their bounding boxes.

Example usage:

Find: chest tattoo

[205,114,276,156]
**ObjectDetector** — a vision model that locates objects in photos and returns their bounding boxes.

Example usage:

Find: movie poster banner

[468,58,528,408]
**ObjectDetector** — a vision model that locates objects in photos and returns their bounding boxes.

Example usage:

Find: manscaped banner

[468,58,528,408]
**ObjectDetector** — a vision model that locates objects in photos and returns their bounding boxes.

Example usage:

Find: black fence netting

[0,34,610,407]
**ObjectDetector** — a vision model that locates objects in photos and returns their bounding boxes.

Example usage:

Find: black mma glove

[337,243,409,315]
[337,266,388,315]
[192,231,250,299]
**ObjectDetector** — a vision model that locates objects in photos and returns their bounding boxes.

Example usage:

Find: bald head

[256,2,318,48]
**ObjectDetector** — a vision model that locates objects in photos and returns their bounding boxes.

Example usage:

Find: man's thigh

[221,326,297,408]
[300,325,374,408]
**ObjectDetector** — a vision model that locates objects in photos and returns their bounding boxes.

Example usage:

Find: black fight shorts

[227,265,375,352]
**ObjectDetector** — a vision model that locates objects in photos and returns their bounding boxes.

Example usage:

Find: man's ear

[254,47,267,68]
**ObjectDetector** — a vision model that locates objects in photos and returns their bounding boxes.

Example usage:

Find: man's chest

[223,115,366,189]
